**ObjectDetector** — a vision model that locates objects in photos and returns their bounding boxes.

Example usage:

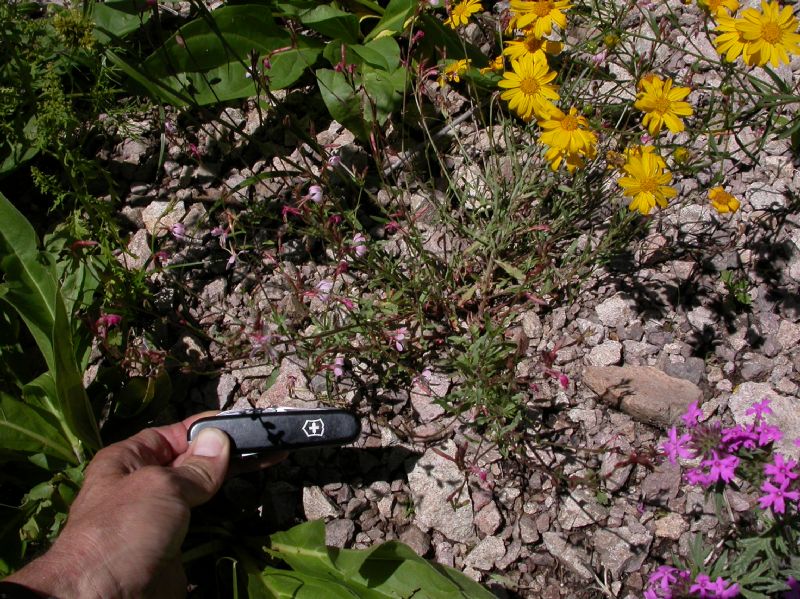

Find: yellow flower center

[520,77,540,95]
[652,96,672,114]
[525,37,544,52]
[560,115,579,131]
[761,21,782,44]
[531,1,553,17]
[638,178,658,193]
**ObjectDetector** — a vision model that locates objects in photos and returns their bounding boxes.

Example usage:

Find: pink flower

[662,427,694,464]
[328,214,342,226]
[746,397,773,421]
[388,327,408,351]
[332,355,345,378]
[759,478,799,513]
[327,155,342,168]
[170,223,187,241]
[686,467,712,487]
[721,424,758,451]
[316,279,333,302]
[765,454,799,484]
[755,423,783,447]
[188,142,201,160]
[307,184,324,203]
[211,226,228,246]
[95,314,122,339]
[249,333,277,360]
[352,232,368,258]
[557,373,569,389]
[681,401,703,428]
[704,451,739,484]
[282,205,301,219]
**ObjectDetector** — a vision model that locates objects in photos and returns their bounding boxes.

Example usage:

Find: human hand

[6,413,286,598]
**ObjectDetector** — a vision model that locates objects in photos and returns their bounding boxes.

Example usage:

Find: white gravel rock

[542,532,593,581]
[303,486,339,520]
[464,536,505,571]
[587,341,622,367]
[595,295,636,328]
[407,440,475,543]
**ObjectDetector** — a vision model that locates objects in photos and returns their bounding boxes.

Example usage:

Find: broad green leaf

[296,5,361,44]
[364,0,417,42]
[92,0,151,44]
[417,13,487,66]
[0,193,101,454]
[138,5,317,105]
[322,38,401,72]
[316,68,370,140]
[262,521,495,598]
[0,393,76,464]
[362,64,405,123]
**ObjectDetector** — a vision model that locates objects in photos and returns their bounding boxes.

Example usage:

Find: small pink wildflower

[352,232,368,258]
[328,214,342,226]
[765,454,799,484]
[557,373,569,389]
[662,427,693,464]
[307,184,324,204]
[759,478,799,514]
[686,466,712,486]
[746,396,773,421]
[170,223,187,241]
[681,401,703,428]
[327,155,342,168]
[332,355,345,378]
[388,327,408,351]
[755,423,783,447]
[188,142,201,160]
[316,279,333,302]
[211,226,229,246]
[704,451,739,484]
[95,314,122,339]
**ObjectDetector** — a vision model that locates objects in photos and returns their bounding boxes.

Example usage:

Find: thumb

[173,427,230,507]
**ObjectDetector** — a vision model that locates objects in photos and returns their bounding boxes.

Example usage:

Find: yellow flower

[498,54,559,121]
[438,59,471,86]
[634,75,693,136]
[479,55,505,74]
[618,151,677,215]
[544,145,593,172]
[672,147,692,166]
[539,106,597,154]
[623,144,667,169]
[699,0,739,16]
[708,186,741,213]
[736,0,800,67]
[444,0,483,28]
[714,14,758,64]
[508,0,571,37]
[503,33,563,62]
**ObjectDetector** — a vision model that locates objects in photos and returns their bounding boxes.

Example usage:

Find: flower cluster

[713,0,800,68]
[444,0,482,29]
[663,397,800,515]
[644,565,739,599]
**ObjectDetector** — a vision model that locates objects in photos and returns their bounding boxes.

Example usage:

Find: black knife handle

[187,409,361,456]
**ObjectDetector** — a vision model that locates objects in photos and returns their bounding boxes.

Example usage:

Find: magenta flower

[95,313,122,339]
[704,451,739,484]
[211,226,228,246]
[746,396,773,422]
[765,454,799,484]
[327,155,342,168]
[649,565,680,591]
[690,574,716,598]
[681,401,703,428]
[712,578,740,598]
[758,478,799,514]
[662,427,694,464]
[755,423,783,447]
[686,466,712,487]
[721,424,757,452]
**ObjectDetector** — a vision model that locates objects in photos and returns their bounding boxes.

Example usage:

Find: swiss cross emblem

[302,419,325,438]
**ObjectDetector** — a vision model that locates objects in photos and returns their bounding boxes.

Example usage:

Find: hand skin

[5,412,287,599]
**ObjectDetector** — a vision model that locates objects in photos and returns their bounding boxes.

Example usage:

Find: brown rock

[582,366,703,427]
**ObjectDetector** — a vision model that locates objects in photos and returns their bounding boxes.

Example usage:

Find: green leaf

[138,5,318,105]
[261,521,495,598]
[0,193,100,455]
[364,0,417,42]
[296,4,361,44]
[316,68,370,140]
[0,392,76,464]
[494,259,526,283]
[92,0,151,44]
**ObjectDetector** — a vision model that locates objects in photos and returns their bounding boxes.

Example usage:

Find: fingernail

[193,428,227,457]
